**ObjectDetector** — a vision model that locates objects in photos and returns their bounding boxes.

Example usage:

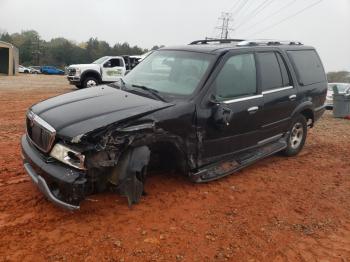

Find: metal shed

[0,41,19,76]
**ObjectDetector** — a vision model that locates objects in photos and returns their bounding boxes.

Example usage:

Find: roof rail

[189,39,246,45]
[237,39,303,46]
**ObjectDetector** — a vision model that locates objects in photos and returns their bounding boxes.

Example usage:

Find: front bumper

[67,76,81,84]
[21,135,86,210]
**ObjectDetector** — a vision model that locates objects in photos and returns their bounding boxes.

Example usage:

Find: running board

[190,140,287,183]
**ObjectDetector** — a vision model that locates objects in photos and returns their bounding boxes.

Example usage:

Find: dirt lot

[0,75,349,261]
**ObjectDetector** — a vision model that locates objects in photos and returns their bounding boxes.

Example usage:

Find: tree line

[0,30,162,68]
[327,71,350,83]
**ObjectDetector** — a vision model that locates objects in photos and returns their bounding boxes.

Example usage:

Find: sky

[0,0,349,72]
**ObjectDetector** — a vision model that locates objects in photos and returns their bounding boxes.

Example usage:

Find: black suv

[21,39,327,210]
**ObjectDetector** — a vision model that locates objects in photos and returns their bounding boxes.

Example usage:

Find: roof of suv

[162,39,314,55]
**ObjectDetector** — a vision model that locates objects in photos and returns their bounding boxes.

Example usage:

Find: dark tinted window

[215,53,256,100]
[110,58,123,67]
[287,50,325,86]
[258,52,283,91]
[276,53,292,86]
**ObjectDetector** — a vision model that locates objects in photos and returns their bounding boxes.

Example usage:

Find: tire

[82,77,98,88]
[24,70,29,74]
[282,115,307,156]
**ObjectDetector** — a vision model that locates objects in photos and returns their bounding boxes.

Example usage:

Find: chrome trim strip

[32,114,56,133]
[222,95,263,104]
[262,86,293,95]
[258,133,283,145]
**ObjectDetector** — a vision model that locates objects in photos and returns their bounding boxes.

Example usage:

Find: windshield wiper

[131,84,166,102]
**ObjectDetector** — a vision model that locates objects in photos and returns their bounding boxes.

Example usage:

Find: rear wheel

[82,77,98,88]
[282,115,307,156]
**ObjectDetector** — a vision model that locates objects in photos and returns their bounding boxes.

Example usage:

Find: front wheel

[83,77,98,88]
[282,115,307,156]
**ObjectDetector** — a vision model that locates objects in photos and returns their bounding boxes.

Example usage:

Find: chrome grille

[26,111,56,153]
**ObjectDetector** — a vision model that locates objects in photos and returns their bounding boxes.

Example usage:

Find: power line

[232,0,250,16]
[237,0,298,33]
[234,0,278,30]
[246,0,324,37]
[228,0,243,12]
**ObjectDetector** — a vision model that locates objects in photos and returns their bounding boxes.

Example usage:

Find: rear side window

[257,52,283,91]
[287,50,325,86]
[215,53,257,100]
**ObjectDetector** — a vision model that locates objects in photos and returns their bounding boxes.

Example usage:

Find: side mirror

[209,95,233,127]
[104,61,112,68]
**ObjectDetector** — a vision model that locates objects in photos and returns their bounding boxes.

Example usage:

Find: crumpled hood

[30,85,172,139]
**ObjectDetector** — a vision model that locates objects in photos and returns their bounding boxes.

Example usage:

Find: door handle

[289,94,297,101]
[247,106,259,114]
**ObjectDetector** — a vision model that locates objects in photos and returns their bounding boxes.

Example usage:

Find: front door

[102,58,126,82]
[198,52,263,166]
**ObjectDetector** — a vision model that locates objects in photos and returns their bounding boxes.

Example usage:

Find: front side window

[110,58,123,67]
[123,50,213,96]
[214,53,257,100]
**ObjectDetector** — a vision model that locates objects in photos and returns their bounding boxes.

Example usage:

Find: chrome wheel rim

[290,122,303,149]
[86,80,97,87]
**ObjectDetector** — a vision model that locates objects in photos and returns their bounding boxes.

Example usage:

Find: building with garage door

[0,41,19,76]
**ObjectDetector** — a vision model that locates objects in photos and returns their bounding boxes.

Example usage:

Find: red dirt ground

[0,75,349,261]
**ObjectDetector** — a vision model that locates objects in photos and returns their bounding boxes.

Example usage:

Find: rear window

[287,50,326,86]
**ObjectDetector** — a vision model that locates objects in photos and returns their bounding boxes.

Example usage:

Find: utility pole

[216,12,233,39]
[31,35,42,65]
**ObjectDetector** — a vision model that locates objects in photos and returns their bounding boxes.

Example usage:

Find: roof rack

[189,39,246,45]
[237,39,303,46]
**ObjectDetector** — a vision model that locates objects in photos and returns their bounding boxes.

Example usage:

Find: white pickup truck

[67,56,142,89]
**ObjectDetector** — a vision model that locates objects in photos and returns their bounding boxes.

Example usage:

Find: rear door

[257,51,297,139]
[102,58,126,82]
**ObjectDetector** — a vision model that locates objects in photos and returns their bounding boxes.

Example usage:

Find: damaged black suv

[21,39,327,210]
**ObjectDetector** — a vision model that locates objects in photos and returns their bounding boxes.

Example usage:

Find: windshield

[92,56,108,64]
[123,50,213,96]
[328,83,350,92]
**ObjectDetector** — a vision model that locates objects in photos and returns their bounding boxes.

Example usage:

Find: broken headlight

[50,143,86,170]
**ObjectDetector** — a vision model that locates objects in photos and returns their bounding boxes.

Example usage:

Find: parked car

[18,65,31,73]
[21,39,327,210]
[41,66,65,75]
[325,83,350,109]
[29,66,41,74]
[66,55,140,89]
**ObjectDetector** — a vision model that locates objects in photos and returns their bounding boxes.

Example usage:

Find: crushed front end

[21,110,153,210]
[21,111,89,210]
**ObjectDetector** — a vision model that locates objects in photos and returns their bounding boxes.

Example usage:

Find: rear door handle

[289,94,297,101]
[247,106,259,114]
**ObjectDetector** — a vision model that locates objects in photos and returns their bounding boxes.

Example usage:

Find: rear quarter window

[287,50,326,86]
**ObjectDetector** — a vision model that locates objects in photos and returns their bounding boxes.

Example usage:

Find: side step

[190,139,287,183]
